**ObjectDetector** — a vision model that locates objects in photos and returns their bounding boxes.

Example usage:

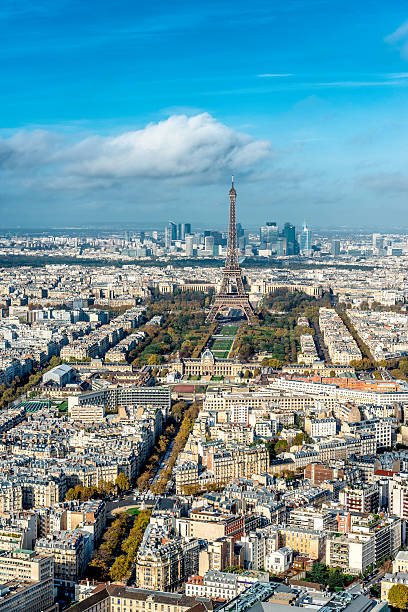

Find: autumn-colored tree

[115,473,130,493]
[148,354,162,365]
[274,439,288,454]
[110,554,130,582]
[388,584,408,610]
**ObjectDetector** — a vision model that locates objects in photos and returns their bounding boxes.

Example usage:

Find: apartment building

[178,510,245,543]
[69,403,106,422]
[343,418,393,449]
[326,532,374,574]
[305,417,337,439]
[35,529,92,586]
[135,524,199,592]
[339,484,380,513]
[0,578,56,612]
[276,526,325,560]
[185,570,268,600]
[68,585,215,612]
[0,549,53,583]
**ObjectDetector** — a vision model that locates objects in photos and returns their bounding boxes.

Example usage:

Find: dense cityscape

[0,179,407,612]
[4,1,408,612]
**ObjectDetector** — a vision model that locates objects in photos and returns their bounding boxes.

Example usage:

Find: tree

[65,487,77,501]
[268,358,283,369]
[388,584,408,610]
[274,439,288,454]
[148,354,162,365]
[115,473,130,493]
[327,569,344,590]
[293,433,307,446]
[157,435,168,453]
[391,369,406,380]
[399,360,408,375]
[98,480,115,495]
[110,554,130,581]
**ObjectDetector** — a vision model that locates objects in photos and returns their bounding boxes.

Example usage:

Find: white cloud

[0,113,270,184]
[257,73,293,78]
[385,20,408,59]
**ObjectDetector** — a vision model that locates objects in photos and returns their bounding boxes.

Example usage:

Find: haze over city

[2,0,408,228]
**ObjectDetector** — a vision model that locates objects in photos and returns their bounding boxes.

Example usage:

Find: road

[152,438,175,485]
[311,319,331,364]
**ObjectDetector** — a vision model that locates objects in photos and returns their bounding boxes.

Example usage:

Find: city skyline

[1,1,408,227]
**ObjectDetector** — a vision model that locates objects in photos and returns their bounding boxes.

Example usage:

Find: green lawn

[220,325,239,335]
[212,350,230,359]
[211,338,234,351]
[126,507,140,516]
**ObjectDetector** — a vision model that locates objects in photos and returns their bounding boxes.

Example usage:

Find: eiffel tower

[206,179,257,325]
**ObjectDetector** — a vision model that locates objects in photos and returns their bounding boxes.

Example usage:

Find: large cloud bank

[1,113,271,186]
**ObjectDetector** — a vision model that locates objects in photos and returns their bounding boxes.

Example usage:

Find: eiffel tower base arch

[206,295,258,325]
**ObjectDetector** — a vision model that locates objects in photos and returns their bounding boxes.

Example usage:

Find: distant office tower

[260,222,278,247]
[169,222,177,241]
[299,223,312,256]
[331,239,340,256]
[183,223,191,235]
[164,227,172,249]
[282,222,298,255]
[140,231,145,243]
[276,237,286,256]
[372,233,384,251]
[205,236,215,251]
[185,235,194,257]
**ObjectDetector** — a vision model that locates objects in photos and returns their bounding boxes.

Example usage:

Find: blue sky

[1,0,408,229]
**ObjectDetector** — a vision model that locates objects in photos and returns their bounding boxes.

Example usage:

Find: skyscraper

[282,222,298,255]
[331,239,340,256]
[299,223,312,256]
[372,233,384,252]
[204,235,215,251]
[164,227,172,249]
[185,235,194,257]
[169,222,177,241]
[260,222,278,247]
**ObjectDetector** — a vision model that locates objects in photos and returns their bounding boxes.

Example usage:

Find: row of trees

[136,400,189,491]
[151,401,201,495]
[65,473,130,502]
[109,509,152,582]
[337,309,376,365]
[182,480,229,496]
[87,512,132,580]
